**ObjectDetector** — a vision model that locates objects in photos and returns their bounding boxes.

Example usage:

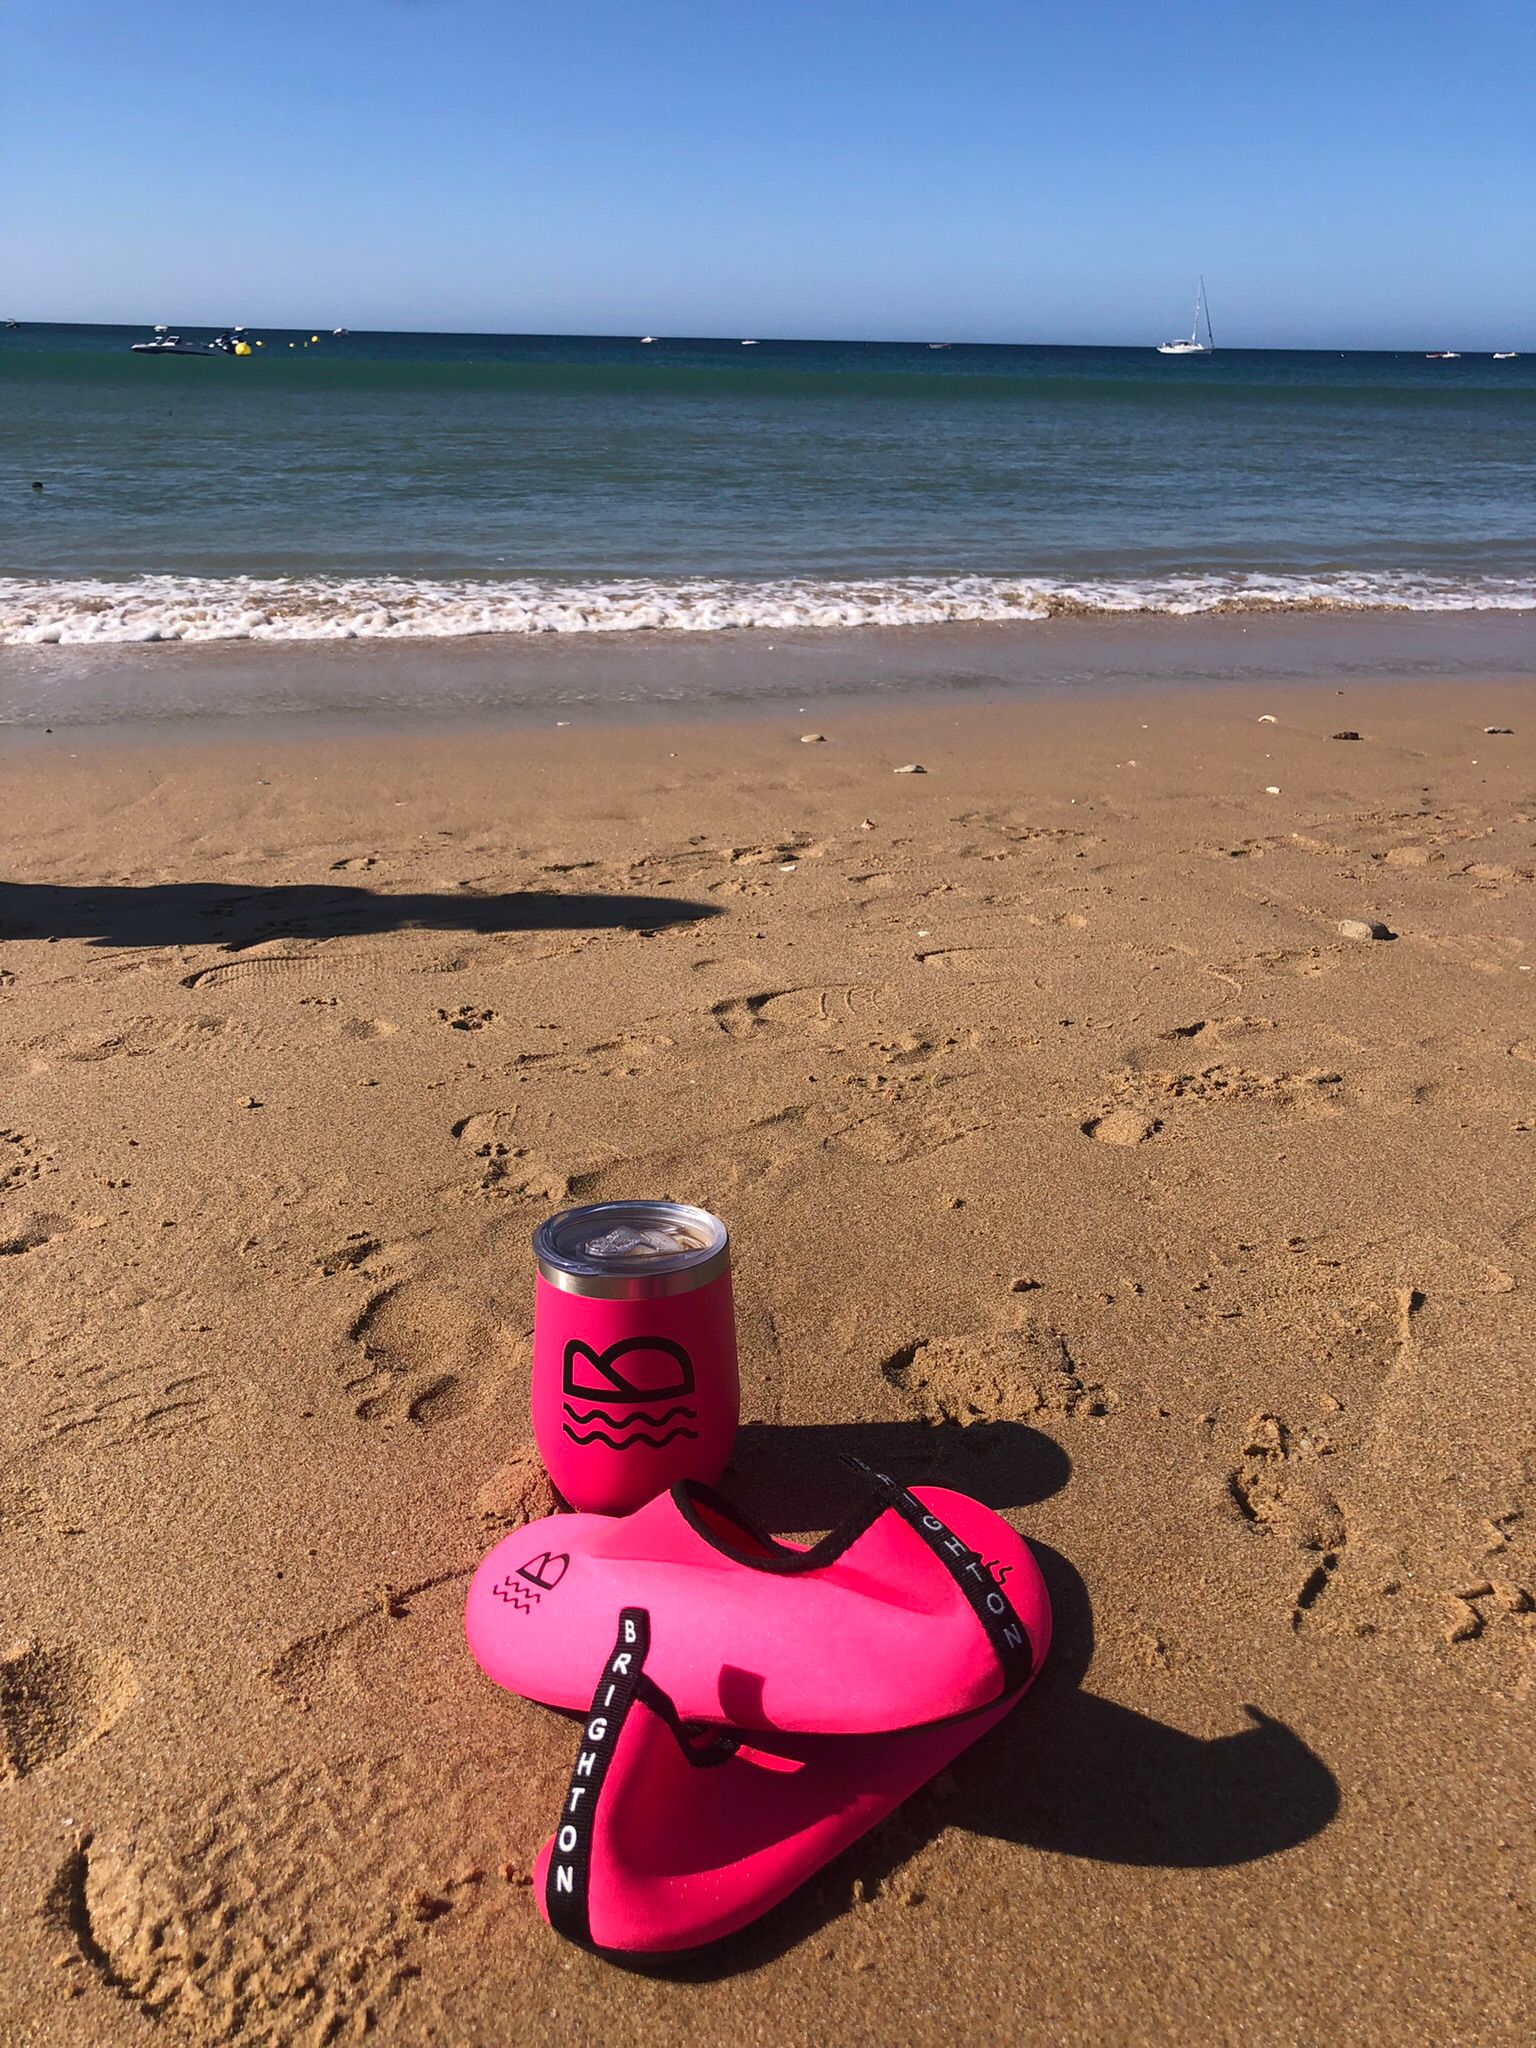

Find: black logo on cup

[561,1335,699,1450]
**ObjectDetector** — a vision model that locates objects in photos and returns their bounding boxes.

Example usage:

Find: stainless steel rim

[534,1243,731,1299]
[533,1201,730,1299]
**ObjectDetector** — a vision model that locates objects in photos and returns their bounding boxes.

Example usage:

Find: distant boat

[741,338,759,346]
[332,327,347,336]
[928,342,952,350]
[1425,351,1461,360]
[639,335,656,344]
[1493,351,1518,360]
[1157,277,1214,355]
[130,325,214,356]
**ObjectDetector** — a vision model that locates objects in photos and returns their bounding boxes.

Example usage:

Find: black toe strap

[841,1455,1033,1698]
[544,1608,650,1948]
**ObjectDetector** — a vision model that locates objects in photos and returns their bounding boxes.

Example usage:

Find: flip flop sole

[531,1620,1042,1953]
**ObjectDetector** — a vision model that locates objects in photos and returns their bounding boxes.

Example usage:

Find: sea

[3,324,1533,721]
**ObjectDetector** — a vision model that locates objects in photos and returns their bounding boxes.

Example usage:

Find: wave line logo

[561,1335,699,1450]
[491,1549,570,1615]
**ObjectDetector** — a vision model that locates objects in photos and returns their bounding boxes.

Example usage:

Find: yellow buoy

[234,341,252,355]
[311,334,319,343]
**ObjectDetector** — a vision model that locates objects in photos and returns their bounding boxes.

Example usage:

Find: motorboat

[131,328,213,354]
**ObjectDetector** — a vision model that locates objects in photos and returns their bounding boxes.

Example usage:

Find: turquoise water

[2,323,1533,643]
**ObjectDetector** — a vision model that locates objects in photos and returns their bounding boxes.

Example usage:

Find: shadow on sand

[607,1418,1340,1979]
[0,878,721,952]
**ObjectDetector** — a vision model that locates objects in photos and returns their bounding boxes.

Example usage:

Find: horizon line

[5,319,1527,355]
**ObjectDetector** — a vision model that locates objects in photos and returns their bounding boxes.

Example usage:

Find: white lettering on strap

[557,1825,578,1854]
[554,1865,573,1894]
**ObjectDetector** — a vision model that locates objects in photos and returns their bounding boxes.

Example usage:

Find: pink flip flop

[466,1460,1047,1735]
[533,1601,1046,1954]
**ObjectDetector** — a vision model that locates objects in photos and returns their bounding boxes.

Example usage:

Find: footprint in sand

[1,1640,138,1782]
[0,1209,81,1258]
[437,1004,498,1032]
[0,1128,57,1193]
[342,1279,527,1425]
[41,1358,216,1449]
[579,1030,676,1077]
[954,807,1101,851]
[1082,1109,1161,1146]
[883,1326,1118,1425]
[23,1015,247,1066]
[1084,1061,1344,1143]
[450,1111,570,1204]
[1227,1414,1346,1557]
[914,948,1011,977]
[46,1754,519,2039]
[183,945,464,991]
[1435,1579,1536,1688]
[313,1231,385,1277]
[711,985,876,1039]
[1158,1016,1276,1047]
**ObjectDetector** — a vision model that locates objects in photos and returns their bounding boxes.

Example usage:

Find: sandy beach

[2,673,1532,2045]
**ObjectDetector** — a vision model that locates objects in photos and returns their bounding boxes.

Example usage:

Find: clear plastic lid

[533,1201,728,1283]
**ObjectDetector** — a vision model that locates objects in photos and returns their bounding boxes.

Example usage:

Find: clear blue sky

[5,0,1532,346]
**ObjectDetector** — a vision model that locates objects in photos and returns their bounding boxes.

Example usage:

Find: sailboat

[1157,277,1214,355]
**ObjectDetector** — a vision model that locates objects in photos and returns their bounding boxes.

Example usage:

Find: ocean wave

[2,571,1533,646]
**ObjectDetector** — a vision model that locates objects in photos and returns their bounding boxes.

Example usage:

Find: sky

[4,0,1533,347]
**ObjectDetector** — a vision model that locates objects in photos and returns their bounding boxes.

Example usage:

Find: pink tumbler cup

[530,1201,738,1515]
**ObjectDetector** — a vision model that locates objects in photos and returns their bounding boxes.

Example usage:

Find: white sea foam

[2,571,1533,646]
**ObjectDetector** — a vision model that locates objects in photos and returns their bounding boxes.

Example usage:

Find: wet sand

[2,675,1533,2044]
